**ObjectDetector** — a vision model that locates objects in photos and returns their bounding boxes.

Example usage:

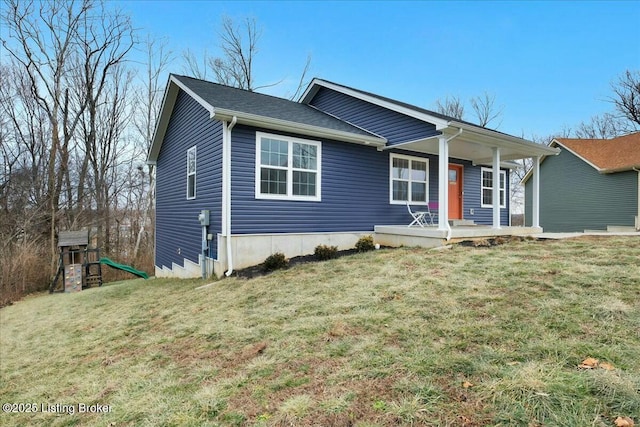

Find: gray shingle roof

[58,230,89,247]
[311,78,512,135]
[172,75,379,138]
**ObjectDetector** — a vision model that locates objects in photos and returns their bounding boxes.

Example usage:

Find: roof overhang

[385,123,559,167]
[148,75,387,163]
[519,138,640,185]
[550,138,640,174]
[301,79,559,166]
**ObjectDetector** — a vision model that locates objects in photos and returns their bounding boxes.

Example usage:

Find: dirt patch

[457,235,532,248]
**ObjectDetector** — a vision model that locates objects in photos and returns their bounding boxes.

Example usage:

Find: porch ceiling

[387,126,559,164]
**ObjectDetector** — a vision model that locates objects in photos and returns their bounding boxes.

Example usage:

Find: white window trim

[255,132,322,201]
[389,153,429,205]
[480,167,506,208]
[187,145,196,200]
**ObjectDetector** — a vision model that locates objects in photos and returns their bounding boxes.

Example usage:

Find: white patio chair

[424,201,439,226]
[406,202,427,227]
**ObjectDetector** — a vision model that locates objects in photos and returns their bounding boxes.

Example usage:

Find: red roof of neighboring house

[554,132,640,172]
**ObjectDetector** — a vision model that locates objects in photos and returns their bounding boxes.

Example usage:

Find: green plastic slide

[100,257,149,279]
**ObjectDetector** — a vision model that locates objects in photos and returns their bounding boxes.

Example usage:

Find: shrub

[263,252,287,271]
[314,244,338,261]
[355,235,375,252]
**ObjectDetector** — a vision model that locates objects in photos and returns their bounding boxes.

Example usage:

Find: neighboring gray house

[524,132,640,232]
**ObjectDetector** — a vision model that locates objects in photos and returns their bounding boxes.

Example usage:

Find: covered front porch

[385,121,560,232]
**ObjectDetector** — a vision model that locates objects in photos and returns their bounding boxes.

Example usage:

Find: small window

[390,153,429,204]
[481,167,506,208]
[255,132,321,201]
[187,146,196,199]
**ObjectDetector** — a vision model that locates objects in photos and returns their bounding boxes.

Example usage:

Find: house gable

[524,145,638,232]
[155,89,224,270]
[306,86,441,145]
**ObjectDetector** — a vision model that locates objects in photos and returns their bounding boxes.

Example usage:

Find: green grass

[1,236,639,426]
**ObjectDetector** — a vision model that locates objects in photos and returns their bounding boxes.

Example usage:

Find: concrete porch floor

[374,225,543,248]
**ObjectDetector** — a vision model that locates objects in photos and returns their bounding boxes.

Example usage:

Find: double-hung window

[255,132,321,201]
[390,153,429,204]
[481,167,506,207]
[187,146,196,199]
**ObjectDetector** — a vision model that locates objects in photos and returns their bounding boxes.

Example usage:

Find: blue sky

[123,1,639,139]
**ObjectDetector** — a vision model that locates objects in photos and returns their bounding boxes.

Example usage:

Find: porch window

[481,167,506,208]
[255,132,321,201]
[187,146,196,199]
[390,153,429,204]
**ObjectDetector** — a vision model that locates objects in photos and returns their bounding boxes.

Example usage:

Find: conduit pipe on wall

[634,167,640,230]
[224,116,238,276]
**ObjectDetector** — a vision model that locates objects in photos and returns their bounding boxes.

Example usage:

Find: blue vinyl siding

[228,126,508,234]
[309,87,440,145]
[460,164,510,225]
[155,90,223,269]
[524,149,637,231]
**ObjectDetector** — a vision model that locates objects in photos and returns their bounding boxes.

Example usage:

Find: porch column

[492,147,501,229]
[532,156,541,229]
[438,136,449,231]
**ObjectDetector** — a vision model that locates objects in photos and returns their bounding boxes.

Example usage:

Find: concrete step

[607,225,637,232]
[450,219,476,226]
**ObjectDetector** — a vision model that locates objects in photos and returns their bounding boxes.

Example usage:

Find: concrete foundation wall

[374,232,443,249]
[155,255,215,279]
[214,231,373,276]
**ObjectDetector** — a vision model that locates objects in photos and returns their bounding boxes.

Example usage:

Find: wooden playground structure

[50,230,149,293]
[50,230,102,293]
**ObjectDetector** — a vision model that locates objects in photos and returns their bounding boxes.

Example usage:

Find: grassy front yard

[1,236,638,426]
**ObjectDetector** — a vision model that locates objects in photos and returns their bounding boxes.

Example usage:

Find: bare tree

[183,16,312,99]
[470,92,504,128]
[2,0,95,271]
[1,0,135,275]
[210,16,260,91]
[574,113,628,139]
[132,36,173,259]
[182,48,209,80]
[435,95,465,120]
[609,69,640,129]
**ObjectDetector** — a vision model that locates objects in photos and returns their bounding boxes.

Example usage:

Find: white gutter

[212,107,386,147]
[224,116,238,276]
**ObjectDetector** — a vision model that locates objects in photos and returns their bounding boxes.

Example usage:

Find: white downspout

[224,116,237,276]
[492,147,501,230]
[634,168,640,230]
[532,156,541,229]
[438,129,463,241]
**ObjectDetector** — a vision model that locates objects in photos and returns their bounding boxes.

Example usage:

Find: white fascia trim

[301,79,451,130]
[171,75,216,118]
[451,122,561,157]
[148,75,216,163]
[148,78,179,163]
[551,139,603,172]
[213,107,386,147]
[380,134,442,151]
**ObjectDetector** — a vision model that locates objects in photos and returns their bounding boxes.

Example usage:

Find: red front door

[448,164,463,220]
